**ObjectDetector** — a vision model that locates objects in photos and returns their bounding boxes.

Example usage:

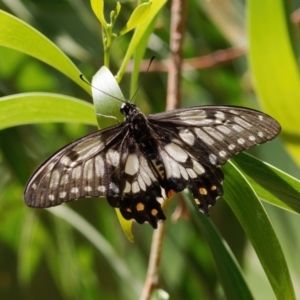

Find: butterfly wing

[149,105,280,165]
[147,106,281,213]
[24,123,128,207]
[24,105,281,228]
[24,122,166,228]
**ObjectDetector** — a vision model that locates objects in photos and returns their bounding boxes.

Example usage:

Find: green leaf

[91,66,124,128]
[129,15,158,98]
[223,162,296,300]
[233,153,300,214]
[119,1,152,36]
[18,210,47,286]
[187,198,254,300]
[248,1,300,165]
[48,206,141,296]
[90,0,107,28]
[0,10,90,94]
[91,67,133,240]
[0,93,96,130]
[116,0,167,82]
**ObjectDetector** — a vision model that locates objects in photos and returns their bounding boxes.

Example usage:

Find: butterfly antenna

[130,56,155,103]
[79,74,125,103]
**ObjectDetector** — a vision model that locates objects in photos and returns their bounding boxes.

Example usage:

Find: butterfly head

[120,102,141,122]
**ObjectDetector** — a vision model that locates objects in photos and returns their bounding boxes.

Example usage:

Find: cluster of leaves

[0,0,300,299]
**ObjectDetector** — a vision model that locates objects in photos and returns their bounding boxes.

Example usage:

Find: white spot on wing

[219,150,226,158]
[178,164,188,180]
[106,150,120,167]
[72,138,103,160]
[125,154,139,175]
[179,129,195,145]
[194,128,214,145]
[132,181,140,193]
[49,170,60,189]
[59,191,67,198]
[139,156,156,181]
[61,156,73,166]
[192,160,205,174]
[165,143,188,162]
[95,156,105,177]
[160,151,181,178]
[84,186,92,192]
[84,160,94,180]
[123,181,131,193]
[258,131,264,137]
[72,166,81,179]
[138,175,146,191]
[187,168,197,178]
[215,111,225,120]
[109,182,119,194]
[232,124,243,132]
[49,194,55,201]
[98,185,106,193]
[71,187,79,193]
[203,127,224,140]
[229,109,239,114]
[237,138,245,144]
[47,163,55,171]
[234,117,252,129]
[61,174,69,185]
[209,154,217,165]
[216,125,231,134]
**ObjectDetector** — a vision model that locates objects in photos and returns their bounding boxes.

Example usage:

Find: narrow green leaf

[90,0,107,28]
[0,10,90,94]
[233,153,300,214]
[0,93,96,130]
[18,210,47,286]
[187,196,254,300]
[223,162,296,300]
[47,206,141,296]
[129,15,158,98]
[116,0,167,82]
[119,1,152,36]
[248,1,300,165]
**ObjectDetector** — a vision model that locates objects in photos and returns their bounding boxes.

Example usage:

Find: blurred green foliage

[1,0,300,299]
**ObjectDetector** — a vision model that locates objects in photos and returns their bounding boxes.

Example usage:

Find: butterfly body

[24,103,280,228]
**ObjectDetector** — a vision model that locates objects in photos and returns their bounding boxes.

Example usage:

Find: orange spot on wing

[136,203,145,211]
[199,187,208,195]
[167,189,176,199]
[151,209,158,216]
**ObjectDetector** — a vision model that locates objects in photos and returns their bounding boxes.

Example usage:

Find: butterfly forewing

[149,106,280,165]
[24,104,281,228]
[24,123,127,207]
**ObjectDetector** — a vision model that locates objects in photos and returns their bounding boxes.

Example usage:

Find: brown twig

[139,1,188,299]
[166,0,188,110]
[291,7,300,25]
[138,217,168,300]
[127,47,246,73]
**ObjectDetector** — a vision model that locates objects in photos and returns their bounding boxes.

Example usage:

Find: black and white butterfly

[24,102,280,228]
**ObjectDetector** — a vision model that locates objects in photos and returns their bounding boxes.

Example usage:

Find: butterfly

[24,102,281,228]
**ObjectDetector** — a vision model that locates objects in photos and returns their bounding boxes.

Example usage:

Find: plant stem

[139,0,187,299]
